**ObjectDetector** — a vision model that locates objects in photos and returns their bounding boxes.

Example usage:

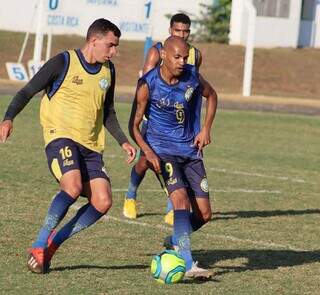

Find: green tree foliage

[194,0,232,43]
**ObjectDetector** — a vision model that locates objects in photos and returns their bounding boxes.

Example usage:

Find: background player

[123,13,202,224]
[129,36,218,278]
[0,18,136,274]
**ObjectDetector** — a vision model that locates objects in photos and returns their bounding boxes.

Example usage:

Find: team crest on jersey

[99,78,109,90]
[200,178,209,193]
[185,87,194,102]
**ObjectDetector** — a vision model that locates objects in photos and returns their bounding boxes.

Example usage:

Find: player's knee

[135,158,149,173]
[62,183,82,198]
[94,194,112,213]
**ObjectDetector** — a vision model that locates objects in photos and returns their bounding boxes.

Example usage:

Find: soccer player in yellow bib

[0,18,136,274]
[123,13,202,225]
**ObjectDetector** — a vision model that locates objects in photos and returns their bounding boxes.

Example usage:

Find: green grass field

[0,96,319,294]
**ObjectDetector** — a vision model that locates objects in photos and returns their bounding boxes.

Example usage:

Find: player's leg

[189,197,212,232]
[28,139,82,274]
[164,198,174,225]
[47,147,111,265]
[169,188,194,271]
[182,159,214,278]
[151,171,174,225]
[123,154,148,219]
[184,159,211,232]
[158,156,194,271]
[50,178,111,248]
[123,118,149,219]
[164,158,213,278]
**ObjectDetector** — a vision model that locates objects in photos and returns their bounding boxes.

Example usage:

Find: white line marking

[210,168,306,183]
[112,188,281,194]
[70,204,308,252]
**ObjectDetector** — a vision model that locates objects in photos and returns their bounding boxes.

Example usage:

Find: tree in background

[193,0,231,43]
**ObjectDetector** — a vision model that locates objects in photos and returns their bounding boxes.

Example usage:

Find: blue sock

[172,210,193,270]
[190,212,206,232]
[52,203,104,246]
[126,166,145,199]
[166,199,173,213]
[32,191,75,248]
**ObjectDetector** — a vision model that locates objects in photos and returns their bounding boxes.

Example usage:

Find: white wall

[0,0,211,41]
[229,0,320,48]
[314,0,320,46]
[255,17,300,47]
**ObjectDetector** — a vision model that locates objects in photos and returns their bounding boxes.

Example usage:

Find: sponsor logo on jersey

[167,177,177,186]
[72,75,83,85]
[185,86,194,102]
[200,178,209,193]
[174,102,184,109]
[63,159,74,167]
[156,97,170,109]
[99,78,109,90]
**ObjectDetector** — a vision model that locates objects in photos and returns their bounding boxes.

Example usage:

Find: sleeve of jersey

[3,54,65,121]
[103,63,128,146]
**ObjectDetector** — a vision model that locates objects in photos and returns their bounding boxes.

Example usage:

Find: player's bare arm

[193,74,218,152]
[142,46,161,74]
[129,81,161,173]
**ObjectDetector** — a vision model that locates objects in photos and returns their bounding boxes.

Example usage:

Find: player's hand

[193,127,211,156]
[122,142,136,164]
[145,149,161,173]
[0,120,13,143]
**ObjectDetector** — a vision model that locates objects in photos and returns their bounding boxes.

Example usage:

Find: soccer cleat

[164,209,174,226]
[123,198,137,219]
[185,261,214,279]
[27,248,45,274]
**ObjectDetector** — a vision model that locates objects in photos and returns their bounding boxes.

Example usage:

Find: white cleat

[185,261,214,279]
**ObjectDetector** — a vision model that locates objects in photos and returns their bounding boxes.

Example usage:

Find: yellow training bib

[40,50,112,153]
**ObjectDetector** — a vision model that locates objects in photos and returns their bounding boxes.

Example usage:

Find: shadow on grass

[193,249,320,276]
[50,263,148,273]
[212,209,320,221]
[137,212,163,218]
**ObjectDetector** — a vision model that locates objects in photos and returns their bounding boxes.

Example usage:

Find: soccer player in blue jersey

[129,36,218,278]
[123,13,202,225]
[0,19,136,274]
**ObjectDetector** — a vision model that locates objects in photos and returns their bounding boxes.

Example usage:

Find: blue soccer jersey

[141,64,202,158]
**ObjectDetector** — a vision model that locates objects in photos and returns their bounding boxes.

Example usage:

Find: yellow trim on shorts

[51,158,62,181]
[158,173,169,197]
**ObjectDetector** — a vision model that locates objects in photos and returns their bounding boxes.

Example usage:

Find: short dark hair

[170,13,191,27]
[86,18,121,41]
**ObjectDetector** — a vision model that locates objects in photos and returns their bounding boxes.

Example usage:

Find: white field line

[112,188,281,194]
[210,168,306,183]
[70,204,308,252]
[102,156,306,184]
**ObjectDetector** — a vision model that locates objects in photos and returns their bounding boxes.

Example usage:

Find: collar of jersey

[75,49,102,74]
[157,66,181,87]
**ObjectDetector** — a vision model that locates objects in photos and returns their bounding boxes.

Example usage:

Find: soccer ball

[150,249,186,284]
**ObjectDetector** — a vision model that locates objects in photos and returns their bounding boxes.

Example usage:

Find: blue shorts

[45,138,110,183]
[158,155,209,198]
